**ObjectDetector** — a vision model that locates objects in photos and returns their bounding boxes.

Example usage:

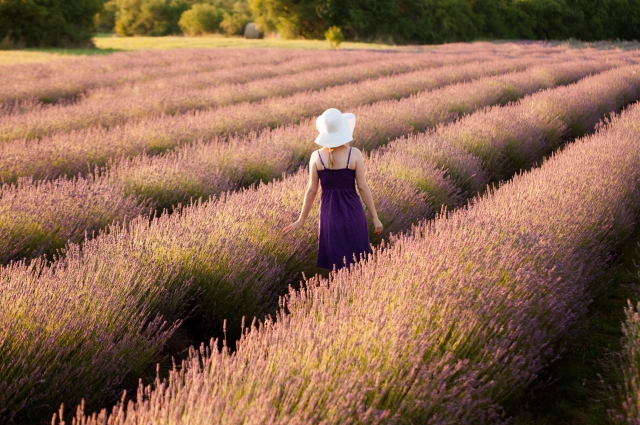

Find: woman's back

[316,146,356,192]
[315,146,356,171]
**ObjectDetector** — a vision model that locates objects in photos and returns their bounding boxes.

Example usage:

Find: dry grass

[92,34,406,51]
[0,50,76,64]
[0,36,407,66]
[2,36,638,66]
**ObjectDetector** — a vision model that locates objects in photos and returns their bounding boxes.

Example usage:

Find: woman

[283,108,383,271]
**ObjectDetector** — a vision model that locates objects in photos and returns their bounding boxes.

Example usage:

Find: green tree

[219,0,251,35]
[344,0,435,43]
[95,0,119,33]
[512,0,576,39]
[431,0,480,42]
[607,0,640,41]
[0,0,102,47]
[178,3,223,35]
[249,0,326,38]
[467,0,518,39]
[564,0,608,40]
[112,0,190,36]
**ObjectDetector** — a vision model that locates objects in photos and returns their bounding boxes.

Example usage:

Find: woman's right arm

[283,152,320,234]
[353,149,383,235]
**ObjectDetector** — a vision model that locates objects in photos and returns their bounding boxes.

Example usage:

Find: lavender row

[0,53,620,184]
[0,177,148,264]
[72,50,482,101]
[0,42,574,107]
[0,51,476,140]
[0,50,394,116]
[0,49,392,107]
[0,58,614,264]
[66,97,640,425]
[0,49,310,107]
[2,61,638,423]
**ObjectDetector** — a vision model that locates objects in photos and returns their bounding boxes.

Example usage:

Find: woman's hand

[283,219,304,235]
[373,218,383,235]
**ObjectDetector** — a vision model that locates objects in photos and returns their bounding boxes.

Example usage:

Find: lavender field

[2,42,640,424]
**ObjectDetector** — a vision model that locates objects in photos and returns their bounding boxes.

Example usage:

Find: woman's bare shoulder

[309,150,322,170]
[350,146,363,157]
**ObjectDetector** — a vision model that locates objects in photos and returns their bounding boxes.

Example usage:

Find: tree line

[95,0,251,37]
[0,0,639,48]
[255,0,640,43]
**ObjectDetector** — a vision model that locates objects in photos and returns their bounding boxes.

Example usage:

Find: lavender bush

[0,255,176,423]
[0,176,148,264]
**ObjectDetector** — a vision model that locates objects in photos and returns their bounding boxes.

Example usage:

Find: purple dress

[316,147,371,270]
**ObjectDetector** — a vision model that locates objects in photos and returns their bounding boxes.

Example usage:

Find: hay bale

[244,23,263,39]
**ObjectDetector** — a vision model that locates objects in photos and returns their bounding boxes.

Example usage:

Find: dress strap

[346,147,352,169]
[317,150,326,170]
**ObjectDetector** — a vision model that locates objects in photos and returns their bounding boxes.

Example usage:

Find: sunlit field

[0,50,86,64]
[93,34,408,51]
[3,36,640,66]
[0,35,407,66]
[3,40,640,424]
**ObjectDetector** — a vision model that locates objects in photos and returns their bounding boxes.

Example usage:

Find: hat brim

[315,131,353,148]
[315,112,356,148]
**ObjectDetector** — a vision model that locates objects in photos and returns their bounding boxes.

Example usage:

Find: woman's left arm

[283,153,320,234]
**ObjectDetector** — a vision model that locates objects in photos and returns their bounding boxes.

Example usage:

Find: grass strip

[510,233,640,424]
[609,250,640,423]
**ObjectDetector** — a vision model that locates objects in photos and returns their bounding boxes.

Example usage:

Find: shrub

[178,4,222,35]
[94,0,119,33]
[113,0,190,36]
[324,26,343,48]
[248,0,325,39]
[219,0,251,35]
[0,0,102,47]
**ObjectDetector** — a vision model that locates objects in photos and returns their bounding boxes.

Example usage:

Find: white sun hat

[315,108,356,148]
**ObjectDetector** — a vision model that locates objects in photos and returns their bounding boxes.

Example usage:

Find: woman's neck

[324,145,348,151]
